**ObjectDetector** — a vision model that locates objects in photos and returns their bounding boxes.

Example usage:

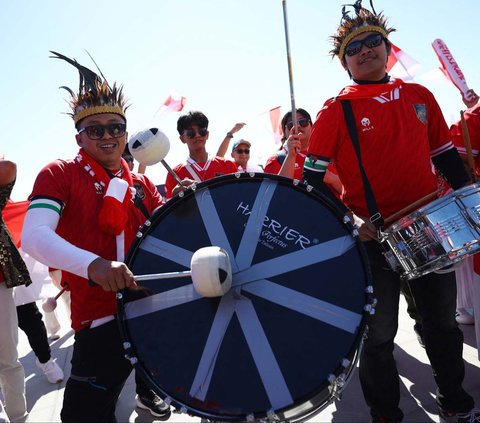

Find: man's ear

[179,135,186,144]
[340,57,349,72]
[385,39,392,56]
[75,134,82,147]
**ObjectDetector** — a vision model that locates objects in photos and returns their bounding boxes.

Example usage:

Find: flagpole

[281,0,297,131]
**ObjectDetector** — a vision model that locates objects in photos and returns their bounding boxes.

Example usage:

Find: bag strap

[340,99,384,228]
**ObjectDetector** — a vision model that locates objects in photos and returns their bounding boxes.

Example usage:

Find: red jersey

[306,79,454,220]
[264,149,306,180]
[29,159,163,331]
[165,156,238,199]
[451,102,480,174]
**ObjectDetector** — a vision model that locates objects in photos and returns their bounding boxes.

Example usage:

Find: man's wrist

[226,132,234,138]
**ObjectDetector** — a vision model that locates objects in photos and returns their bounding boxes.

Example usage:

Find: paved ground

[10,296,480,423]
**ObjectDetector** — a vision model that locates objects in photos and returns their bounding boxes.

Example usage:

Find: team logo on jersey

[133,183,145,200]
[413,104,427,124]
[360,116,374,132]
[94,182,103,194]
[373,87,400,103]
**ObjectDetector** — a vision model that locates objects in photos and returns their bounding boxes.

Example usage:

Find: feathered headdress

[50,51,127,126]
[330,0,395,59]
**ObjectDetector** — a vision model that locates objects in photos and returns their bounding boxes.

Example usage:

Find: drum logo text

[237,202,311,249]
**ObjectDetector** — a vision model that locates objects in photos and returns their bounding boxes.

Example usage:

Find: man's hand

[229,122,246,134]
[462,89,479,109]
[350,212,379,241]
[87,257,135,292]
[171,178,195,197]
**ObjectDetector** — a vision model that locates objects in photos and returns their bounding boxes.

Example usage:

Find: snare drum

[117,173,373,422]
[382,183,480,280]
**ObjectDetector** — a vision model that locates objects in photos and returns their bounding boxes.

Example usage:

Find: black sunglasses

[234,148,250,154]
[78,123,127,140]
[184,128,208,138]
[285,118,310,131]
[344,33,384,57]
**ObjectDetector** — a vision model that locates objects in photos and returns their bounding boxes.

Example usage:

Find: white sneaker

[36,358,64,384]
[456,308,475,325]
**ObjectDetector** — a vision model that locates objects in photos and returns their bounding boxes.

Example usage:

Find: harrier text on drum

[117,173,374,422]
[236,201,311,250]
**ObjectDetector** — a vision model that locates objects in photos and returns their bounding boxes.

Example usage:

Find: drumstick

[384,189,442,226]
[460,110,477,183]
[134,270,191,282]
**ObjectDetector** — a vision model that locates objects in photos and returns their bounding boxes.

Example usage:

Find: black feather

[49,50,101,96]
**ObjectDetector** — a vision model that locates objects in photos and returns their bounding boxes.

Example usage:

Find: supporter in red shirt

[164,111,238,199]
[302,3,477,422]
[21,52,169,422]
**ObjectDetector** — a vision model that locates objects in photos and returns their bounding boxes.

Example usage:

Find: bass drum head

[118,173,371,422]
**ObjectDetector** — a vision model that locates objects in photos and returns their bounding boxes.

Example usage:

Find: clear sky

[1,0,478,201]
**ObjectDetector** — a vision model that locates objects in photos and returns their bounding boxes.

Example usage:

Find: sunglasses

[344,33,384,57]
[285,118,310,131]
[78,123,127,140]
[234,148,250,154]
[184,128,208,138]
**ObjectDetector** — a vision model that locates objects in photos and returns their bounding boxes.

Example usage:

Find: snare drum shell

[383,183,480,279]
[118,173,372,422]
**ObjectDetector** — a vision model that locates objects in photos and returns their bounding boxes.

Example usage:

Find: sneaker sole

[135,397,171,419]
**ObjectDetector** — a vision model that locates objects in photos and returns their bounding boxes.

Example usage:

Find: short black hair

[281,108,312,141]
[177,111,209,135]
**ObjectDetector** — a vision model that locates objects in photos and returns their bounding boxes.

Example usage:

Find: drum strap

[340,100,384,229]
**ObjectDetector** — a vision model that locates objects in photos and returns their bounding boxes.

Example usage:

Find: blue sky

[1,0,478,200]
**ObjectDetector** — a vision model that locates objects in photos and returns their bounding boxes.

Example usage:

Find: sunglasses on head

[344,33,384,57]
[184,128,208,138]
[234,148,250,154]
[78,123,127,140]
[285,118,310,131]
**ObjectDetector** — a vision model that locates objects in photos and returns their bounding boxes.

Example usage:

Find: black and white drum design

[382,183,480,280]
[117,173,373,422]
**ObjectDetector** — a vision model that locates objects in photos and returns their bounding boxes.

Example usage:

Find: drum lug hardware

[179,191,185,198]
[365,285,374,294]
[122,341,131,350]
[293,178,299,185]
[116,292,123,300]
[246,413,255,422]
[328,373,346,400]
[341,358,351,368]
[127,356,138,365]
[180,406,188,414]
[144,219,151,227]
[135,230,143,238]
[164,396,172,406]
[235,172,242,178]
[266,409,279,422]
[306,184,313,192]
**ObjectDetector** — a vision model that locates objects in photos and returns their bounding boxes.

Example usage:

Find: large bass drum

[117,173,373,422]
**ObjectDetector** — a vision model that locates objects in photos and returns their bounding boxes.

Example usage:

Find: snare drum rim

[118,172,373,421]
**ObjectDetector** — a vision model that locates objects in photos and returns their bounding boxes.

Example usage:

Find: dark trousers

[16,302,51,363]
[60,320,133,423]
[359,242,474,421]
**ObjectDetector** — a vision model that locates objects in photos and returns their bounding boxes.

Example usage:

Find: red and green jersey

[29,159,163,331]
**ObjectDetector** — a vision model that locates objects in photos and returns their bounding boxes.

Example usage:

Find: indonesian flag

[432,39,470,97]
[269,106,283,144]
[386,42,420,81]
[155,90,187,116]
[3,200,29,248]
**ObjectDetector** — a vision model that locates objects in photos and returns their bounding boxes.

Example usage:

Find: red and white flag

[386,42,420,81]
[268,106,282,144]
[155,90,187,116]
[432,39,470,97]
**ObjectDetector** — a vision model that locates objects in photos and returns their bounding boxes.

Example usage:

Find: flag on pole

[386,42,420,81]
[268,106,282,144]
[432,38,470,97]
[155,90,187,116]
